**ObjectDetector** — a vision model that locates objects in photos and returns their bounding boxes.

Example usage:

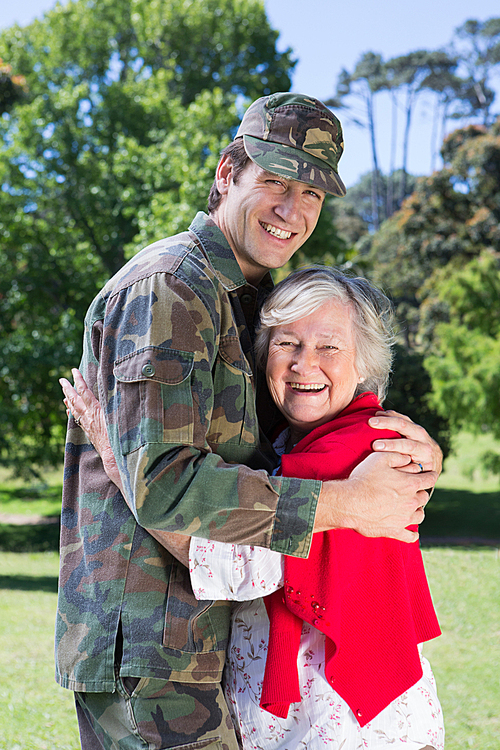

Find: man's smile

[259,221,293,240]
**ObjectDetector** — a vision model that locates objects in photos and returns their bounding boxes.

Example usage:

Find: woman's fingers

[72,368,99,410]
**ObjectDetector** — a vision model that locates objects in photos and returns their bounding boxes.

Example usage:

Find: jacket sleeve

[95,271,320,558]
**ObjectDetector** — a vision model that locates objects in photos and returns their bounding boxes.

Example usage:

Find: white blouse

[189,538,445,750]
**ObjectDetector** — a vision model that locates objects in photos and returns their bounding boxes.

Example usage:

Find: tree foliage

[360,118,500,467]
[424,251,500,443]
[329,17,500,234]
[333,169,419,242]
[385,344,451,459]
[366,120,500,346]
[451,17,500,125]
[328,52,387,230]
[0,58,27,113]
[0,0,299,477]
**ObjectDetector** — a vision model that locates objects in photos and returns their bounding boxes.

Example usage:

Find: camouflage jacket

[55,212,321,693]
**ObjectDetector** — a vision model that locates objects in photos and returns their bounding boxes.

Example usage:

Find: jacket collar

[189,211,273,292]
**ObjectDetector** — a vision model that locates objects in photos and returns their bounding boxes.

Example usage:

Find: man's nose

[275,189,301,225]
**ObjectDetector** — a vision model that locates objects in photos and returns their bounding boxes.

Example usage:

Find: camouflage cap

[235,92,346,197]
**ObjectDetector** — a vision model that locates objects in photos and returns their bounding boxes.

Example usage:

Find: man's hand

[315,451,437,543]
[369,409,443,475]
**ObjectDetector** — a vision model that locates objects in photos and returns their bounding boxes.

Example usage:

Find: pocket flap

[114,346,194,385]
[218,336,252,375]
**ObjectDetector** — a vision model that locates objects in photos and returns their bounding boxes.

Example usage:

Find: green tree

[0,0,296,478]
[333,169,419,241]
[384,50,457,205]
[367,120,500,347]
[0,57,26,113]
[329,52,387,230]
[359,120,500,467]
[423,251,500,461]
[385,344,451,460]
[451,17,500,125]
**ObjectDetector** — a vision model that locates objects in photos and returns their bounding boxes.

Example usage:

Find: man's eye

[305,188,324,201]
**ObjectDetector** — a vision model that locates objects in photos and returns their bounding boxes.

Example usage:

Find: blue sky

[2,0,500,186]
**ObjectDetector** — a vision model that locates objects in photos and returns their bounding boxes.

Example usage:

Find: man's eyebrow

[261,169,287,181]
[261,170,324,193]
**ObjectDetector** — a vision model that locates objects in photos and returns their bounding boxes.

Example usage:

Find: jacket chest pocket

[207,335,257,447]
[114,346,194,454]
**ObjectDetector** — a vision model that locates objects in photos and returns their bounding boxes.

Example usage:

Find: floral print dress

[189,540,444,750]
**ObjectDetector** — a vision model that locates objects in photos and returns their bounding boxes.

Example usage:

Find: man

[56,93,439,750]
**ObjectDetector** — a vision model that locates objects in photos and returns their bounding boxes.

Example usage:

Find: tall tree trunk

[367,88,381,231]
[399,86,415,205]
[430,93,441,173]
[387,88,398,218]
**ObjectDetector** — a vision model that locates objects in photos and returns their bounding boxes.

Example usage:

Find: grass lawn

[0,466,63,518]
[421,431,500,543]
[422,547,500,750]
[0,552,80,749]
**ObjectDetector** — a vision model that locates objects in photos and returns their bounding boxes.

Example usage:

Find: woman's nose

[290,347,318,372]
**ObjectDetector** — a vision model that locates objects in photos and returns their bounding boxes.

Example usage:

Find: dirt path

[0,513,59,526]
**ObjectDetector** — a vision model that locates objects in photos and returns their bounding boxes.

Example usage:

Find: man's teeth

[260,222,292,240]
[290,383,326,392]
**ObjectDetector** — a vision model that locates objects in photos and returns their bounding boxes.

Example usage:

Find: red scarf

[260,392,441,727]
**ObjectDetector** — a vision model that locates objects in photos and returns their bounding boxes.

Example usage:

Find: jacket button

[142,363,156,377]
[356,709,362,718]
[240,293,253,305]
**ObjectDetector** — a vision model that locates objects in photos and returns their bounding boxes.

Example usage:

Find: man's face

[214,157,325,284]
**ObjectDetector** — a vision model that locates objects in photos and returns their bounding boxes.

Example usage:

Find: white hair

[255,267,395,401]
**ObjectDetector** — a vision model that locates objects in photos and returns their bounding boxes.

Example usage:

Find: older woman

[62,268,444,750]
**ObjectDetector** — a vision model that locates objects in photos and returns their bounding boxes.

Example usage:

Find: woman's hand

[60,368,123,490]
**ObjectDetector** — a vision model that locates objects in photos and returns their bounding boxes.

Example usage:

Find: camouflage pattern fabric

[235,92,346,197]
[55,212,321,696]
[75,677,239,749]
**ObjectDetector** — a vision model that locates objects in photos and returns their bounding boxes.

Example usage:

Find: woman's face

[266,298,363,444]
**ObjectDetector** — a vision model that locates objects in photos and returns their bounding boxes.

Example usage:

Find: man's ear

[215,153,234,196]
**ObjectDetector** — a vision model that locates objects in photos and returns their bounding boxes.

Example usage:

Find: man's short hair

[207,139,250,214]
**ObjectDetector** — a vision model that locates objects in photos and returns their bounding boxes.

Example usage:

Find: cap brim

[242,135,346,197]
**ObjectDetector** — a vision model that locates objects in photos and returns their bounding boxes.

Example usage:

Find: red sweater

[260,392,441,727]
